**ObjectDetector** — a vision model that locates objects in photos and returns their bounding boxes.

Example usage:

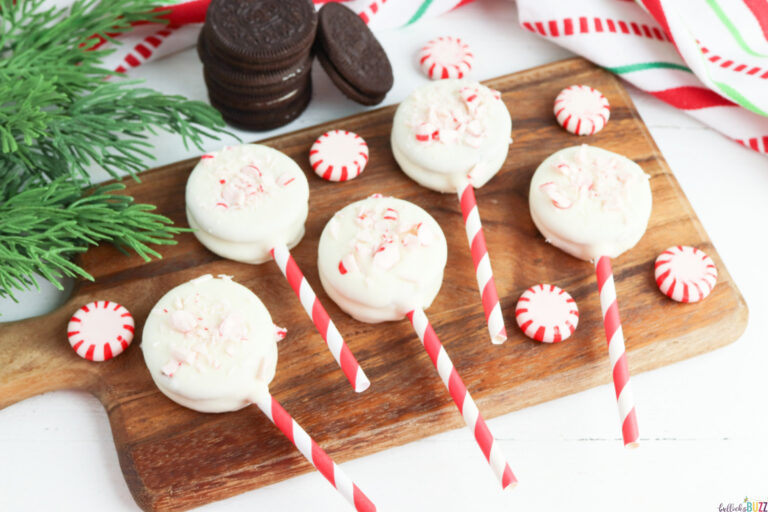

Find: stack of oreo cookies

[197,0,318,131]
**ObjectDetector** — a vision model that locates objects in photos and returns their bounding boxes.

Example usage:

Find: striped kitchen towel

[516,0,768,155]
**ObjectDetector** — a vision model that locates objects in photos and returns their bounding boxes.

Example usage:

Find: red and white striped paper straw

[595,256,639,448]
[458,181,507,344]
[406,308,517,488]
[271,244,370,393]
[252,391,376,512]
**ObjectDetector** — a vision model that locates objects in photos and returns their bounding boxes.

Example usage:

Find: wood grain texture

[0,58,748,511]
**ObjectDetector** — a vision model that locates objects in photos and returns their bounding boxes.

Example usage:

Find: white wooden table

[2,0,766,510]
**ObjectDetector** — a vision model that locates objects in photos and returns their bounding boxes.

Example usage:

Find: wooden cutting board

[0,58,748,511]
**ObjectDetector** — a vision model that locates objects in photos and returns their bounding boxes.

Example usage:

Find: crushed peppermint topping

[161,287,254,378]
[373,242,400,270]
[337,202,435,275]
[382,208,399,221]
[540,145,645,212]
[218,312,246,340]
[276,172,295,187]
[415,122,439,142]
[161,359,182,377]
[539,182,573,209]
[411,84,502,148]
[339,253,359,275]
[170,310,197,333]
[211,158,295,209]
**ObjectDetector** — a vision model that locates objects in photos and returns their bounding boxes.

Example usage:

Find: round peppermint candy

[515,284,578,343]
[418,36,473,80]
[309,129,369,182]
[554,85,610,136]
[655,246,717,303]
[67,300,134,361]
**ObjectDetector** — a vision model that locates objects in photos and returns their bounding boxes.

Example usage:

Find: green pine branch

[0,178,188,301]
[0,0,234,301]
[0,0,230,184]
[2,81,227,182]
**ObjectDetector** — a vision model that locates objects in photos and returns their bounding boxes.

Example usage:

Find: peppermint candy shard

[655,246,718,303]
[309,129,369,182]
[515,284,578,343]
[67,300,135,362]
[418,36,474,80]
[554,85,610,136]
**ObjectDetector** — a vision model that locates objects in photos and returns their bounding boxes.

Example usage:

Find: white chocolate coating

[390,79,512,193]
[142,274,278,413]
[318,196,448,323]
[186,144,310,264]
[529,145,652,261]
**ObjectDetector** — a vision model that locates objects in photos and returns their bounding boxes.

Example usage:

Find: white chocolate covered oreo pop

[186,144,309,264]
[318,196,517,488]
[142,274,279,413]
[529,145,652,261]
[318,195,447,323]
[141,275,378,510]
[391,79,512,193]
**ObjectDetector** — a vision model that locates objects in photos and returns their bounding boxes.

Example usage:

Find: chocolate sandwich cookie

[315,2,393,105]
[205,73,311,112]
[316,49,385,106]
[210,82,313,132]
[204,0,317,72]
[203,66,309,98]
[198,33,313,96]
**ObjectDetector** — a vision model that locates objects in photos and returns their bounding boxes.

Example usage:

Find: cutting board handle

[0,301,98,410]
